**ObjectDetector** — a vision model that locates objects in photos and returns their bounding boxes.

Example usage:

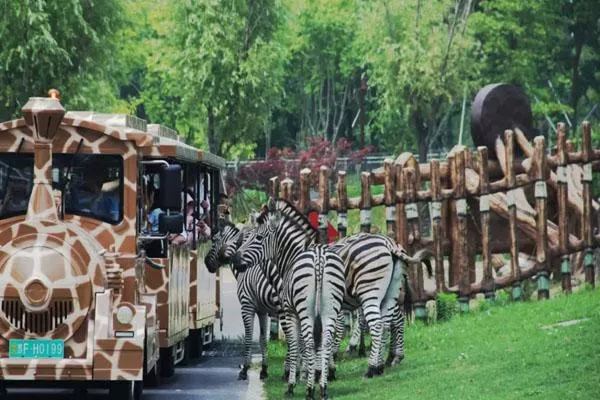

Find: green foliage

[172,0,288,157]
[435,292,459,322]
[0,0,126,120]
[265,289,600,399]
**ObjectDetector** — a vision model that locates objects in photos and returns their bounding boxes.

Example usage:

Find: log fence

[264,122,600,318]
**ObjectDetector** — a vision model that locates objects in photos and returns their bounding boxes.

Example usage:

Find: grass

[263,289,600,399]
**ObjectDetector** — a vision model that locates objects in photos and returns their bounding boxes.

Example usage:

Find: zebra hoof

[358,347,367,357]
[282,369,290,381]
[376,365,385,375]
[238,366,249,380]
[347,344,357,354]
[320,384,328,399]
[386,354,403,367]
[260,365,268,380]
[286,384,295,397]
[315,369,322,382]
[364,365,377,378]
[306,386,315,400]
[328,367,336,381]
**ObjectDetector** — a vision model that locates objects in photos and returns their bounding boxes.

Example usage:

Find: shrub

[435,292,458,322]
[226,137,376,199]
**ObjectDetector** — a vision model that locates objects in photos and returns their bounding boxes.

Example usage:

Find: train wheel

[188,329,204,359]
[159,346,176,378]
[109,380,143,400]
[144,352,161,387]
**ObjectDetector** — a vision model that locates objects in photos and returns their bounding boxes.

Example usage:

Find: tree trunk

[207,106,218,155]
[569,40,584,124]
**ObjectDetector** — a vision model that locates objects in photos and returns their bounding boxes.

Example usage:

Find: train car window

[53,154,124,224]
[0,154,34,218]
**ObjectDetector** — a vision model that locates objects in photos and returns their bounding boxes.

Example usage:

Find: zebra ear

[248,212,257,225]
[267,197,276,212]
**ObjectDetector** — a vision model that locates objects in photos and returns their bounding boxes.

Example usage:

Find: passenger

[72,168,119,222]
[0,183,29,215]
[148,189,187,245]
[182,192,211,244]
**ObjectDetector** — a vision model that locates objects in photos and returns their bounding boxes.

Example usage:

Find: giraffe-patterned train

[0,91,226,399]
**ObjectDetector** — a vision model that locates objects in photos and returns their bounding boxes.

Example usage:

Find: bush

[435,292,458,322]
[226,137,376,199]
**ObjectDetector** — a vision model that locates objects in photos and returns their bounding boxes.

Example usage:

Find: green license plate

[9,339,64,359]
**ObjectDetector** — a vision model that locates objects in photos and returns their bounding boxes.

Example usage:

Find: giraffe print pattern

[0,100,159,381]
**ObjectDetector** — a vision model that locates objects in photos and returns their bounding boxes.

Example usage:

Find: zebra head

[232,199,280,273]
[204,217,241,273]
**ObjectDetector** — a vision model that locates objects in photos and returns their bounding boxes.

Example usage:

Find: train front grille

[0,298,74,336]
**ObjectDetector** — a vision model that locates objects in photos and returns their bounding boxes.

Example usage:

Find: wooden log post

[455,149,470,312]
[533,137,550,299]
[505,130,522,300]
[478,147,494,300]
[581,121,595,288]
[360,172,372,234]
[448,151,460,289]
[337,171,348,238]
[384,159,396,239]
[280,176,294,202]
[556,123,571,294]
[395,162,408,249]
[299,168,311,214]
[404,167,425,320]
[318,165,330,244]
[430,160,445,293]
[268,176,279,199]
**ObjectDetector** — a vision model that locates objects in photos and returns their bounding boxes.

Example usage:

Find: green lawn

[263,289,600,399]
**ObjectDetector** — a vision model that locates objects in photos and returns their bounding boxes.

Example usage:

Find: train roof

[0,110,226,169]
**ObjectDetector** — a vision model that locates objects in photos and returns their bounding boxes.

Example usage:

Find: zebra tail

[403,272,414,318]
[391,245,434,279]
[313,253,324,350]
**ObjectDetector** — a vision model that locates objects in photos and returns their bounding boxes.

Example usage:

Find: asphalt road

[3,356,264,400]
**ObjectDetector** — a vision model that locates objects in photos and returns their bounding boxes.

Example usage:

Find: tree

[172,0,288,157]
[0,0,126,120]
[356,0,478,161]
[282,0,363,146]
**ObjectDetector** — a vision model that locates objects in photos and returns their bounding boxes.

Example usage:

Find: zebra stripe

[235,202,345,398]
[273,199,432,376]
[204,220,280,381]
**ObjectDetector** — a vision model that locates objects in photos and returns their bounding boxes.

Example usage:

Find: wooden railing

[265,122,600,317]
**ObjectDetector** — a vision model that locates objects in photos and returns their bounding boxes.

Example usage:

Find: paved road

[3,355,264,400]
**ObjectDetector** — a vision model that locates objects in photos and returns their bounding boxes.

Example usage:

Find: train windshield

[0,154,123,224]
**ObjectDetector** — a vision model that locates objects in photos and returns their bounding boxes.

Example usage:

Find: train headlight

[116,305,134,325]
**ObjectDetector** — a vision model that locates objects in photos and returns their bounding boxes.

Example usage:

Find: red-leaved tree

[226,137,375,198]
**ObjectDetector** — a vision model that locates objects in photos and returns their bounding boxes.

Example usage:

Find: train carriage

[0,92,224,399]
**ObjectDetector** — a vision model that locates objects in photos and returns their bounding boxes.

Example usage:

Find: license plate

[9,339,64,359]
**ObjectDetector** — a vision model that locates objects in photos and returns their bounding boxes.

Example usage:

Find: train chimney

[21,89,65,221]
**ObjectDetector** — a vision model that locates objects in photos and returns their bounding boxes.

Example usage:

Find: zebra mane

[256,198,317,242]
[216,217,239,236]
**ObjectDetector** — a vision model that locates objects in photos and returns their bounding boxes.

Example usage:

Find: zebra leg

[386,303,405,367]
[238,306,255,381]
[285,312,300,397]
[361,302,384,378]
[346,310,361,354]
[279,313,292,381]
[319,316,337,400]
[258,313,269,380]
[299,316,316,400]
[331,312,344,362]
[358,309,367,357]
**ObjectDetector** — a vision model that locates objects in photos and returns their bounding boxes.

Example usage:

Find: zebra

[257,199,432,377]
[204,218,282,381]
[234,199,346,399]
